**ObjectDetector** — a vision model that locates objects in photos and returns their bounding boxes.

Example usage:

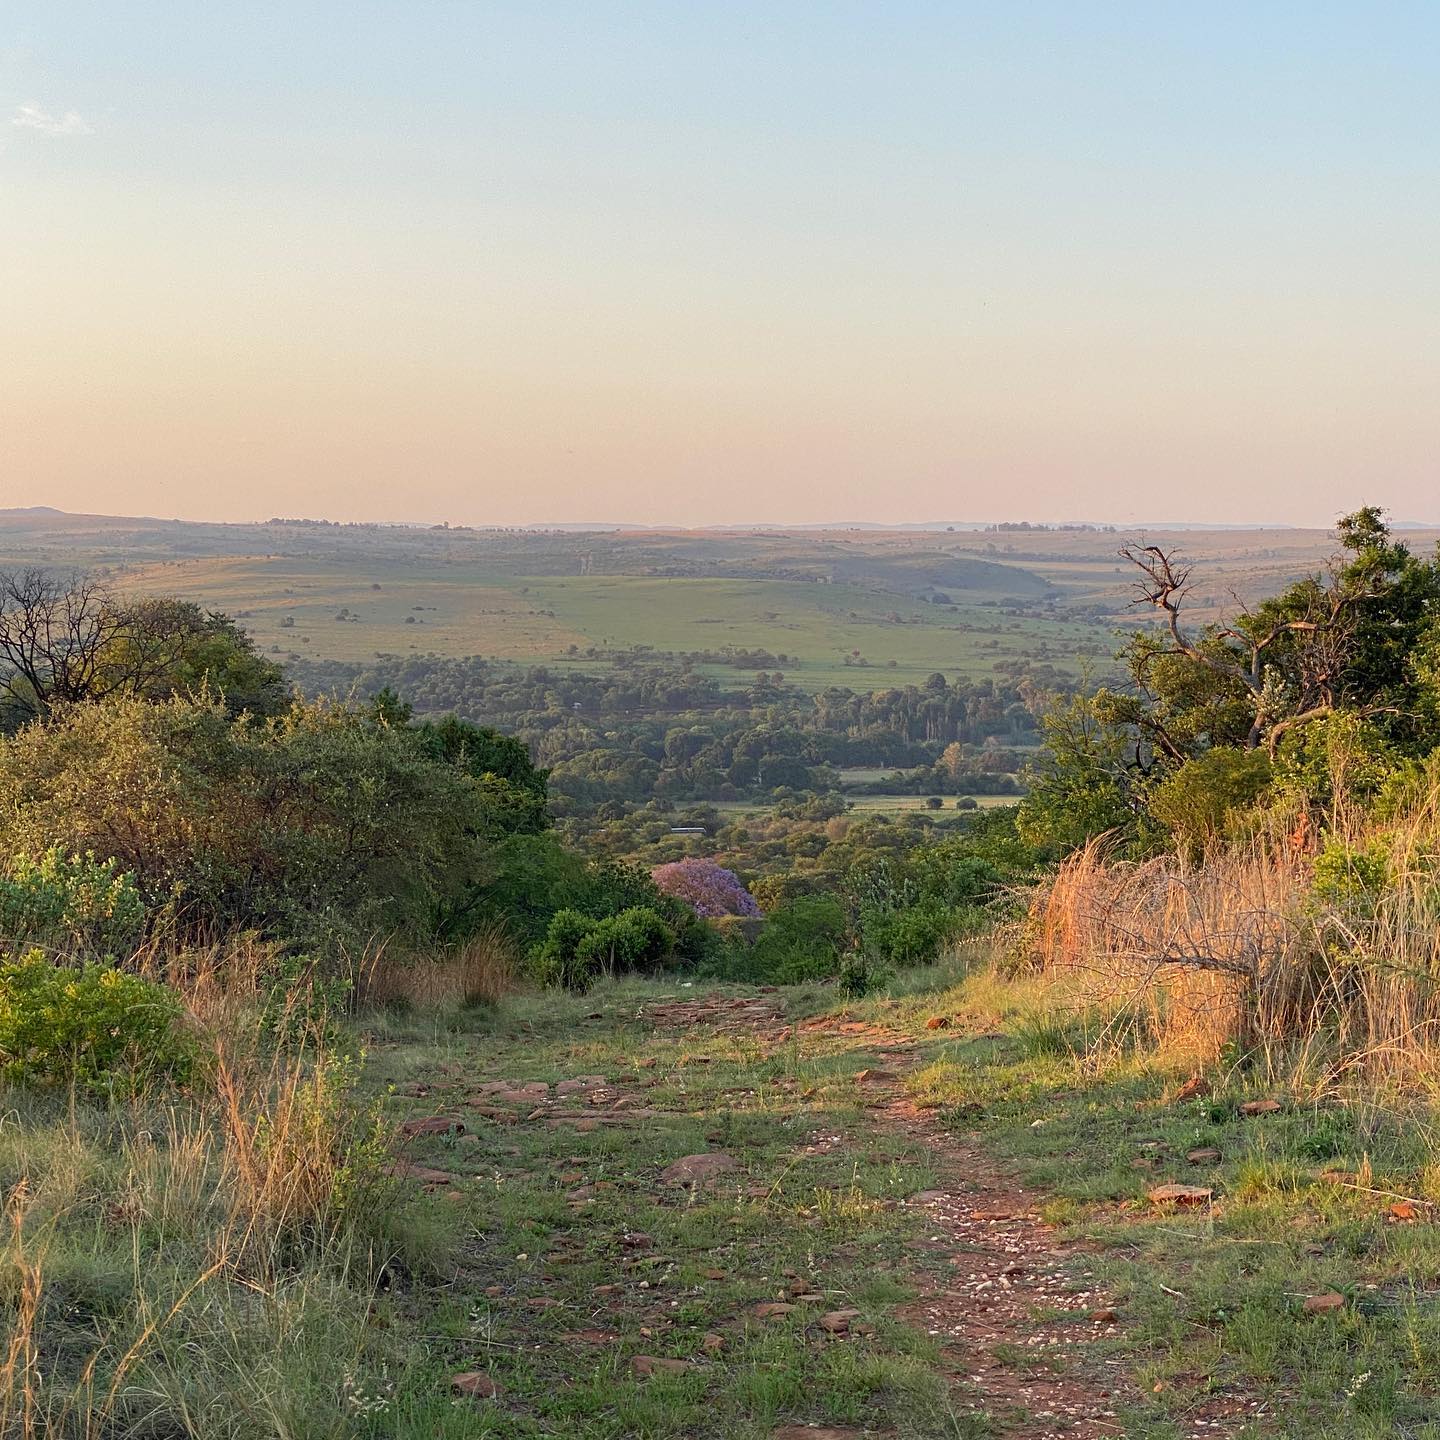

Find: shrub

[651,858,762,918]
[0,952,199,1093]
[574,907,673,976]
[838,949,888,999]
[861,896,965,967]
[737,895,848,984]
[258,954,353,1051]
[1147,748,1274,858]
[533,905,675,991]
[0,847,145,955]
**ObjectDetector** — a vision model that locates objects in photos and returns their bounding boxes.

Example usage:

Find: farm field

[116,555,1107,689]
[6,508,1438,690]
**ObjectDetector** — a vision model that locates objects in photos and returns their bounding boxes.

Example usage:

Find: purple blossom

[650,858,762,919]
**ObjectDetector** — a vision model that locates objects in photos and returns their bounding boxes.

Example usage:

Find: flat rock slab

[399,1115,465,1138]
[661,1152,738,1187]
[631,1355,694,1377]
[384,1161,457,1187]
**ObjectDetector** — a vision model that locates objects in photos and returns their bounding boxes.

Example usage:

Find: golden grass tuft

[358,925,516,1009]
[1026,788,1440,1082]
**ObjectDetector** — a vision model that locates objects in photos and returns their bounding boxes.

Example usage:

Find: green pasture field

[710,794,1017,819]
[120,555,1111,690]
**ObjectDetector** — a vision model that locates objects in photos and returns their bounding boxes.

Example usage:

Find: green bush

[1312,837,1391,921]
[1147,748,1273,858]
[735,895,849,984]
[258,954,353,1051]
[0,848,145,955]
[532,905,674,991]
[0,952,199,1094]
[861,896,966,967]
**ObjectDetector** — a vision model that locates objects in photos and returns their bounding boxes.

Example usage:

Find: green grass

[14,955,1440,1436]
[347,981,967,1437]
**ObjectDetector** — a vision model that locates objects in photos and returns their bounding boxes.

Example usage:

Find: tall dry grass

[1027,789,1440,1081]
[357,924,516,1009]
[0,963,400,1436]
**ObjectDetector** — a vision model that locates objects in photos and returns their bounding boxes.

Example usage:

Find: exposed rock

[661,1152,737,1187]
[1147,1183,1213,1208]
[1303,1291,1345,1314]
[631,1355,693,1376]
[398,1115,464,1138]
[818,1308,861,1333]
[383,1161,456,1187]
[450,1371,501,1399]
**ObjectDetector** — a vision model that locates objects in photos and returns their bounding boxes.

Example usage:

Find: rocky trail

[379,990,1265,1437]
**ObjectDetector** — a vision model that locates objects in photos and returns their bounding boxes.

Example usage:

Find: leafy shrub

[838,949,888,999]
[1147,748,1273,858]
[1312,837,1391,921]
[574,907,673,974]
[651,859,762,918]
[0,847,145,955]
[533,906,674,991]
[259,954,353,1050]
[533,908,600,991]
[0,694,548,956]
[731,895,848,984]
[861,896,965,967]
[0,952,199,1093]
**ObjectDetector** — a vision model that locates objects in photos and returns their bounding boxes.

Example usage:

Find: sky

[1,3,1437,528]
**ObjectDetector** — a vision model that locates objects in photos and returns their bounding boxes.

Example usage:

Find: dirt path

[650,998,1136,1437]
[879,1091,1131,1438]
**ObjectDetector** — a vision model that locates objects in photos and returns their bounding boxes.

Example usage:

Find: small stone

[1175,1076,1211,1101]
[754,1302,796,1319]
[631,1355,693,1376]
[382,1161,456,1186]
[451,1371,501,1399]
[1240,1098,1282,1116]
[1147,1183,1213,1208]
[1090,1307,1119,1323]
[701,1331,724,1354]
[1186,1147,1222,1164]
[399,1115,465,1138]
[818,1308,861,1333]
[924,1015,951,1030]
[1304,1291,1345,1314]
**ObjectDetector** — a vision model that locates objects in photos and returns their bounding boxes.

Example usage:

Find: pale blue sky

[3,4,1437,525]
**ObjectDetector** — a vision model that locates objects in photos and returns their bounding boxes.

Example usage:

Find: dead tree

[0,569,127,722]
[1120,543,1377,756]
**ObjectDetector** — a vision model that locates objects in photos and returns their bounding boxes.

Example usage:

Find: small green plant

[1312,837,1391,920]
[259,954,353,1050]
[838,949,888,999]
[0,951,199,1093]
